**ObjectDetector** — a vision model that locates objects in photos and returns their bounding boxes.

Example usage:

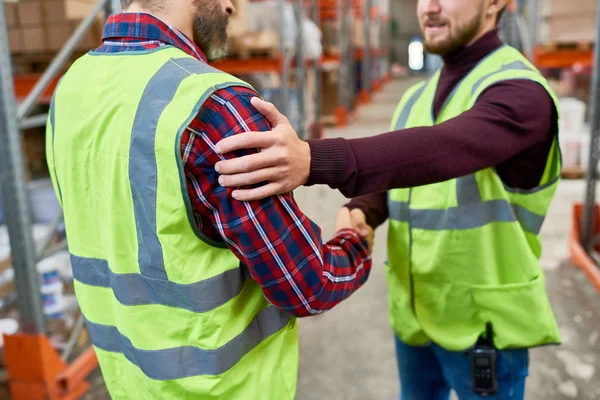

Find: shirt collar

[102,12,207,62]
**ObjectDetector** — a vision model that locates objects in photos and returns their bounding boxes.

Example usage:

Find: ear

[486,0,508,18]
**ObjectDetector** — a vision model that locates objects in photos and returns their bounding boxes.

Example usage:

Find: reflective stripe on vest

[388,174,546,234]
[84,306,287,379]
[48,87,64,205]
[390,57,549,235]
[385,44,561,351]
[54,52,293,384]
[395,58,533,131]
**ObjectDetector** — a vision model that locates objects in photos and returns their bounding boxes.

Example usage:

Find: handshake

[335,207,375,254]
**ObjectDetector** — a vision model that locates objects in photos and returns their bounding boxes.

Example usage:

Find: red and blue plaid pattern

[97,13,372,317]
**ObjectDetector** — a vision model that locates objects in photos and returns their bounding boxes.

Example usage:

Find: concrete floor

[80,77,600,399]
[293,78,600,400]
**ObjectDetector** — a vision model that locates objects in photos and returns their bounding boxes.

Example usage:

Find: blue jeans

[394,336,528,400]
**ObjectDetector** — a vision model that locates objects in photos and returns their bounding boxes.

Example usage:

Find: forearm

[213,196,371,317]
[307,123,491,197]
[247,225,372,317]
[306,81,555,197]
[190,88,372,318]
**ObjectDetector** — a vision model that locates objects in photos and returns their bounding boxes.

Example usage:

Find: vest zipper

[407,188,415,313]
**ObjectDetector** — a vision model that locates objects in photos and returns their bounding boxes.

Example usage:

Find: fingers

[231,182,285,202]
[215,152,278,175]
[250,97,290,126]
[218,168,279,188]
[350,209,369,236]
[214,132,276,155]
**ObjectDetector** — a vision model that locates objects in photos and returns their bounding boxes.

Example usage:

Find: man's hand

[335,208,375,254]
[214,98,311,201]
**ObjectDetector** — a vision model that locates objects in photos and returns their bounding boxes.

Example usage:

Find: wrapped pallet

[6,0,104,55]
[539,0,596,43]
[227,0,248,39]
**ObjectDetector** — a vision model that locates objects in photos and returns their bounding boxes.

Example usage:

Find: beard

[422,6,483,56]
[193,0,229,61]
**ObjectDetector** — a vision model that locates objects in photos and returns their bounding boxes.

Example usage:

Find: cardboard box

[541,0,596,18]
[43,0,68,24]
[47,24,72,52]
[353,19,381,49]
[17,1,43,26]
[4,3,19,28]
[21,27,45,52]
[70,18,103,51]
[227,0,248,38]
[541,15,597,43]
[321,67,340,118]
[64,0,97,20]
[8,28,23,53]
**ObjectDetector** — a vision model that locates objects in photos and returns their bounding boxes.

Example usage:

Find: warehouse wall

[389,0,420,65]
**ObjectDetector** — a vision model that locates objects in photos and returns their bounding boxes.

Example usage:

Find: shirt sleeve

[306,79,556,198]
[345,192,389,229]
[181,86,372,318]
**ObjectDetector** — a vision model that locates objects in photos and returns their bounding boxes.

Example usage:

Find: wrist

[305,138,349,188]
[300,141,311,186]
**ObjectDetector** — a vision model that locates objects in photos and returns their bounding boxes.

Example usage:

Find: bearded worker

[211,0,562,398]
[45,0,375,398]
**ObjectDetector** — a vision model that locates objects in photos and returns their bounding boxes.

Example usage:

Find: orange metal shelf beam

[533,46,593,69]
[13,74,61,104]
[210,56,322,75]
[354,48,381,60]
[12,56,322,106]
[210,57,284,75]
[569,203,600,295]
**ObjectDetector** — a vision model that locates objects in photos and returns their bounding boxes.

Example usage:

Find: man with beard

[211,0,561,398]
[45,0,374,398]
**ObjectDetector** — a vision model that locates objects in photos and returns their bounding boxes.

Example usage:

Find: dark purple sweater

[305,30,557,228]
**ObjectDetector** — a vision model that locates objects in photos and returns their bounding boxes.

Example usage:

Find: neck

[442,28,503,68]
[466,19,497,47]
[123,6,194,38]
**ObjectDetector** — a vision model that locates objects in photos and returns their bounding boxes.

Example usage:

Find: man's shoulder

[200,85,260,121]
[211,85,260,104]
[193,84,266,136]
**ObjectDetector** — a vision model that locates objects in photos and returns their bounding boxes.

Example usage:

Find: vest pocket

[470,274,560,349]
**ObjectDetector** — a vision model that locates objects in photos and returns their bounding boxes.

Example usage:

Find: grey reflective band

[49,89,64,204]
[85,305,291,379]
[395,83,428,130]
[128,57,225,280]
[70,255,245,313]
[388,199,545,234]
[387,199,410,224]
[471,60,532,96]
[456,174,481,205]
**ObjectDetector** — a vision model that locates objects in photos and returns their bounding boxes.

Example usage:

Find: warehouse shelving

[524,0,594,69]
[0,1,137,399]
[519,0,600,291]
[320,0,390,127]
[0,0,392,397]
[221,0,325,139]
[568,0,600,294]
[533,46,593,69]
[0,0,341,396]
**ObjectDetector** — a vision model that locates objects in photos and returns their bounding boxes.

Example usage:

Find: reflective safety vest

[46,46,298,399]
[386,45,562,351]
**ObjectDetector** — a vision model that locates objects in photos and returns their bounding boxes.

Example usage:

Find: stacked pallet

[226,0,282,59]
[6,0,103,56]
[539,0,596,44]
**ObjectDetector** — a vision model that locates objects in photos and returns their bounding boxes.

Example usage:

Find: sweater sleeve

[306,79,556,198]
